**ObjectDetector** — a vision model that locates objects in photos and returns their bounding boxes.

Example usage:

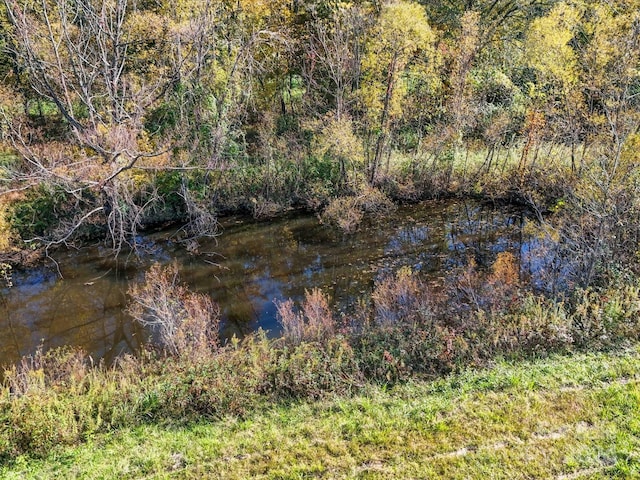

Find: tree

[312,112,364,188]
[522,2,582,174]
[420,0,550,46]
[446,11,481,146]
[0,0,292,252]
[547,0,640,286]
[359,0,435,183]
[2,0,179,251]
[301,3,367,120]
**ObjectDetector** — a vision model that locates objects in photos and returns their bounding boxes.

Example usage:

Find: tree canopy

[0,0,638,251]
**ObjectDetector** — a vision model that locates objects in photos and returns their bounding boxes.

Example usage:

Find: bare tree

[301,5,365,120]
[4,0,172,158]
[1,0,284,253]
[2,0,178,252]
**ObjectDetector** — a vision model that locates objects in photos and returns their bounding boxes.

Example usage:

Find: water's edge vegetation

[2,258,640,465]
[0,199,535,366]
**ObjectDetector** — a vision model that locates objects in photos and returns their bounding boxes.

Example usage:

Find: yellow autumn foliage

[525,2,580,88]
[0,200,16,252]
[360,0,435,125]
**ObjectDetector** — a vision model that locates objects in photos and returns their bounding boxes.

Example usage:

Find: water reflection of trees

[0,264,142,366]
[445,203,524,267]
[2,201,549,363]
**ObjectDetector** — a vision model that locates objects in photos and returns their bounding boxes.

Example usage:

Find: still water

[0,200,541,366]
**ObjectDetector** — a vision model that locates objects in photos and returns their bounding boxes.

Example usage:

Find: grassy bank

[3,347,640,479]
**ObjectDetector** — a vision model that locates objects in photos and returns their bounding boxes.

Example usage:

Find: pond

[0,199,546,367]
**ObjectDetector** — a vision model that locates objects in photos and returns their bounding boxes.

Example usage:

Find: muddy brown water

[0,200,546,367]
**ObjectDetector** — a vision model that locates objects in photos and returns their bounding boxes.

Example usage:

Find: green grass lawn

[4,347,640,479]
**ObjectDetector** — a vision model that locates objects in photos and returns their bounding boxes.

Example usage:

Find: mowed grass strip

[3,348,640,479]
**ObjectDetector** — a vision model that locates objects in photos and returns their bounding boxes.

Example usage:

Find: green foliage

[572,283,640,349]
[0,347,153,461]
[2,2,640,474]
[304,155,341,187]
[275,113,299,136]
[7,186,67,241]
[152,170,184,211]
[3,258,640,461]
[264,338,361,400]
[5,347,640,477]
[0,200,16,252]
[0,0,636,256]
[144,102,178,137]
[312,114,363,169]
[24,100,58,118]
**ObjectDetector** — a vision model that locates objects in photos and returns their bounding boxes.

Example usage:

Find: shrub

[457,296,573,363]
[4,346,89,397]
[352,324,456,382]
[301,180,333,210]
[277,288,336,346]
[371,266,435,327]
[352,268,455,381]
[263,339,362,400]
[1,347,152,459]
[127,262,220,359]
[4,257,640,461]
[250,195,283,220]
[0,262,11,288]
[321,187,395,233]
[451,252,522,314]
[571,284,640,349]
[0,200,17,252]
[142,331,362,420]
[8,186,65,241]
[149,335,272,420]
[321,196,363,233]
[357,185,396,215]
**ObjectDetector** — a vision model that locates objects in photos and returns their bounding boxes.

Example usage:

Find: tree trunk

[370,53,398,184]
